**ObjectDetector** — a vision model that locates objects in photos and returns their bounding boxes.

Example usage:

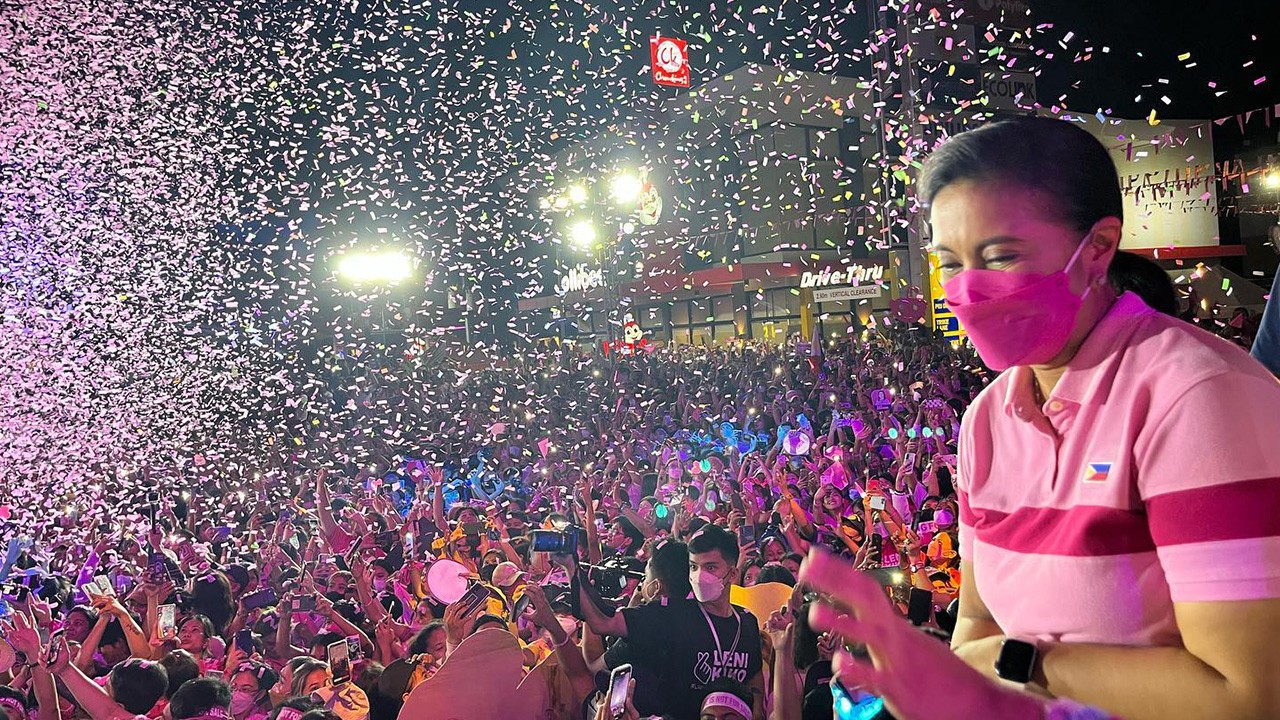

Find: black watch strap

[994,638,1039,684]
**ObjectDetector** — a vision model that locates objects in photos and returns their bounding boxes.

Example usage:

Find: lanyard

[699,604,742,661]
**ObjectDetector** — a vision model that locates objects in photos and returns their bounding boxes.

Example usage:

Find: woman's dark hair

[648,540,692,600]
[353,661,385,710]
[289,658,330,698]
[407,621,446,656]
[0,687,31,715]
[299,711,342,720]
[756,564,797,587]
[1107,250,1179,316]
[169,677,231,720]
[110,659,169,714]
[159,650,202,699]
[189,571,234,634]
[180,614,216,645]
[921,116,1123,234]
[66,605,98,626]
[99,617,127,648]
[232,660,279,692]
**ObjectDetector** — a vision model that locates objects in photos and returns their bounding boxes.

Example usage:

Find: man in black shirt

[568,525,764,720]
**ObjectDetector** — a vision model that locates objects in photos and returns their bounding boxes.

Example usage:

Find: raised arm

[48,636,134,720]
[524,583,596,708]
[5,610,63,720]
[314,469,344,545]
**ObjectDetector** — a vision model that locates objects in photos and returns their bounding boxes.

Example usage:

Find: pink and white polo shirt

[957,291,1280,646]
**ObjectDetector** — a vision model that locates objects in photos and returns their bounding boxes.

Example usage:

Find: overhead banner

[650,35,691,88]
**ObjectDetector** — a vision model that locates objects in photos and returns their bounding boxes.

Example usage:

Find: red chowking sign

[650,35,690,88]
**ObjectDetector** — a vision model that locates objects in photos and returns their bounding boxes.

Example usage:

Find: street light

[336,250,413,284]
[610,172,643,204]
[569,220,596,249]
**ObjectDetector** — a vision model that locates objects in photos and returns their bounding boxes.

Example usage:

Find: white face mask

[690,568,726,603]
[641,578,661,602]
[372,577,388,593]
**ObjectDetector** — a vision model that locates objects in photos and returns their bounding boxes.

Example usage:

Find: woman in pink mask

[924,116,1280,719]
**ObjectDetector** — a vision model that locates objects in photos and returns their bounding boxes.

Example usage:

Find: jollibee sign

[650,35,691,88]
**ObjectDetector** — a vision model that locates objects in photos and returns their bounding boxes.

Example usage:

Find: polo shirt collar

[1002,291,1153,419]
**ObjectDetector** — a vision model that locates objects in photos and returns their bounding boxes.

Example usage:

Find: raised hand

[765,606,794,652]
[521,583,568,644]
[800,548,1042,720]
[3,608,44,659]
[443,595,484,648]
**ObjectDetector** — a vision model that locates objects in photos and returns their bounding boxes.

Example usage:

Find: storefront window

[689,298,710,323]
[713,296,735,322]
[672,302,690,325]
[690,325,715,347]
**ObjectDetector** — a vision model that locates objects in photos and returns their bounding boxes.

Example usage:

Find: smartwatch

[994,637,1039,684]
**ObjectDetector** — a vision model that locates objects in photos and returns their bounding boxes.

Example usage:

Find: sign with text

[982,71,1037,111]
[927,253,965,341]
[650,35,691,88]
[799,264,885,288]
[554,265,604,296]
[813,285,882,303]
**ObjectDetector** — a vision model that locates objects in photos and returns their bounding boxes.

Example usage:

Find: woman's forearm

[53,664,130,720]
[769,649,799,720]
[1037,641,1278,720]
[75,618,109,671]
[30,666,60,720]
[118,613,154,660]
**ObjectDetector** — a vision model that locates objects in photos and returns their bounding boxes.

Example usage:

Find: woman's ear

[1087,217,1123,278]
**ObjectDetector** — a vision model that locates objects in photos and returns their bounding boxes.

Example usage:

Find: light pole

[333,249,415,349]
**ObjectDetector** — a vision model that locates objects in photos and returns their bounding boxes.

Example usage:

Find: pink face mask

[943,237,1093,371]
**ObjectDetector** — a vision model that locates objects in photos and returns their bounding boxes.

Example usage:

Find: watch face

[995,639,1038,683]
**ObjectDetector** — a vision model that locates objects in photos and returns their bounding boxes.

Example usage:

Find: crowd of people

[3,116,1278,720]
[0,311,990,720]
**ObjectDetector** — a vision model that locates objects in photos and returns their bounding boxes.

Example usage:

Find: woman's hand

[799,548,1044,720]
[27,594,53,628]
[91,595,128,619]
[45,634,72,673]
[443,597,482,649]
[522,584,569,646]
[315,595,336,619]
[726,510,744,531]
[765,607,794,653]
[3,608,44,660]
[224,645,247,675]
[592,679,639,720]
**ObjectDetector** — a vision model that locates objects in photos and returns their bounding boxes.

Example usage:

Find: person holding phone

[926,117,1280,719]
[567,525,765,720]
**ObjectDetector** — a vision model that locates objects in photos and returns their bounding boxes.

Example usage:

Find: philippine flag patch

[1083,462,1112,483]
